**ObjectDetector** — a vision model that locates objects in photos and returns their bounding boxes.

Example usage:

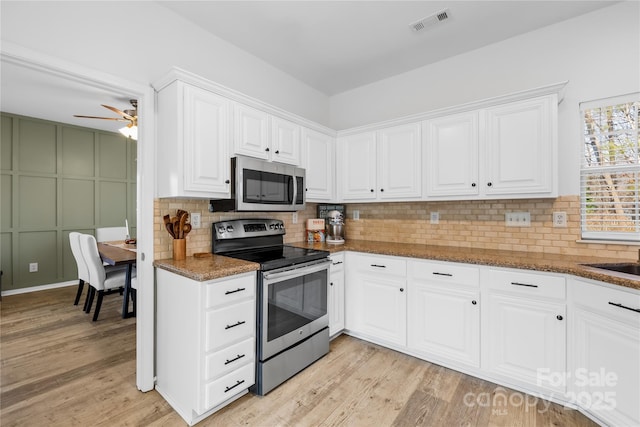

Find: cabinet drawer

[330,253,345,272]
[205,337,255,382]
[205,299,255,352]
[205,274,255,309]
[203,362,255,412]
[571,279,640,323]
[356,254,406,276]
[486,269,565,299]
[409,260,479,287]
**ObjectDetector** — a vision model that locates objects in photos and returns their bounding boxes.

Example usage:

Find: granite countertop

[291,240,640,291]
[154,240,640,291]
[154,254,259,282]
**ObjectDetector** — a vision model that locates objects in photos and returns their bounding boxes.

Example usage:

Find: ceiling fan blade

[73,114,128,121]
[101,104,136,121]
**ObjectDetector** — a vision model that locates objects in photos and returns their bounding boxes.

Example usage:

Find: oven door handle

[262,259,330,283]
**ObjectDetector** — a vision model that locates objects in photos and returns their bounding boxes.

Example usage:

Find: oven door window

[243,169,294,205]
[267,269,327,342]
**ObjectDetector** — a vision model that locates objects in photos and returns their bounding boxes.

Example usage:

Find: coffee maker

[326,210,345,244]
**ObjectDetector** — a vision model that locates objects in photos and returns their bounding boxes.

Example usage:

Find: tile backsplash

[154,195,638,261]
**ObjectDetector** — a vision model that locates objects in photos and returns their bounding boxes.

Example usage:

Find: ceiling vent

[409,8,450,32]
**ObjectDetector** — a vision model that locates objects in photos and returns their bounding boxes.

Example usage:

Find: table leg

[122,264,133,318]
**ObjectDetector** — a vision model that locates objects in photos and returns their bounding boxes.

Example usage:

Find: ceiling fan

[74,99,138,139]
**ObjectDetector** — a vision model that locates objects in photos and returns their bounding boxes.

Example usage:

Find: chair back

[79,234,106,291]
[69,232,90,283]
[96,226,128,242]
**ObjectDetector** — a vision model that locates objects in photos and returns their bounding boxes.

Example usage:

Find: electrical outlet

[553,212,567,228]
[430,212,439,224]
[29,262,38,272]
[353,210,360,221]
[505,212,531,227]
[191,212,201,228]
[292,212,298,224]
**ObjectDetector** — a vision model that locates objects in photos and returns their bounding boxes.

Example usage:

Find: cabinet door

[408,282,479,368]
[483,95,556,196]
[270,117,301,165]
[329,266,345,336]
[183,85,231,194]
[425,112,479,197]
[233,103,269,160]
[377,123,422,200]
[356,273,406,346]
[338,132,377,201]
[302,128,335,201]
[483,291,566,394]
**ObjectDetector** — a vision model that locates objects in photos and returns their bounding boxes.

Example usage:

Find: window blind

[580,94,640,242]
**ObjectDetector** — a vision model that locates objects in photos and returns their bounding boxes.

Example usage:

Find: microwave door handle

[290,175,296,206]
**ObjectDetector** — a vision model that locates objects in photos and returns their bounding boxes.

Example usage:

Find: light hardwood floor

[1,286,598,427]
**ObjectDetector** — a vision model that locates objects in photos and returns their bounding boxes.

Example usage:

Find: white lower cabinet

[155,269,256,426]
[481,269,567,395]
[345,253,406,347]
[569,278,640,427]
[407,260,480,369]
[329,253,345,337]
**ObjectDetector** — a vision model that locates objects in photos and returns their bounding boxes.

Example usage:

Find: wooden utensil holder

[173,238,186,261]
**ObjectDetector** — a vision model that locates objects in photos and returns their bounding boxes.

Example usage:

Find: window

[580,94,640,242]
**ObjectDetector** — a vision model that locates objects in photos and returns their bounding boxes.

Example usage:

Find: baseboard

[1,280,76,297]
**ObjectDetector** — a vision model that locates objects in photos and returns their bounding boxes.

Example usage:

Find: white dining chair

[96,226,128,242]
[69,232,91,307]
[80,233,133,321]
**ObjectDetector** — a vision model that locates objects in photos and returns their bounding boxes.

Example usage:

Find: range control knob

[226,225,234,232]
[280,224,285,230]
[269,224,275,230]
[218,226,225,233]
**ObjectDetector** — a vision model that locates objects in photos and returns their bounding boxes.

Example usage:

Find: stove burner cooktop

[222,245,328,270]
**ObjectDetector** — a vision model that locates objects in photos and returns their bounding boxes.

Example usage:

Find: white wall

[0,1,330,126]
[329,1,640,196]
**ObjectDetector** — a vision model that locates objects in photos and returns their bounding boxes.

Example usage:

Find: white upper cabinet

[483,95,557,196]
[338,131,377,201]
[377,123,422,200]
[425,95,558,199]
[233,103,270,160]
[156,81,231,198]
[338,123,421,202]
[425,112,479,197]
[232,103,301,166]
[302,128,335,201]
[270,116,301,165]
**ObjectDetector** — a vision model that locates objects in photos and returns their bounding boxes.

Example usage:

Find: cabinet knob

[275,150,280,154]
[305,188,308,191]
[330,282,334,286]
[225,179,230,184]
[557,315,563,321]
[370,189,374,192]
[380,189,384,192]
[265,147,270,152]
[472,300,477,305]
[487,182,493,187]
[471,183,476,187]
[400,288,404,292]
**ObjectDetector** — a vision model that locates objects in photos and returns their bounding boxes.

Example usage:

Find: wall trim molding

[1,280,75,296]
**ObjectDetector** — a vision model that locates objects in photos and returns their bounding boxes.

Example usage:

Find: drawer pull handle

[225,287,246,295]
[224,379,245,393]
[510,281,538,288]
[332,261,343,265]
[225,320,246,330]
[371,264,386,268]
[224,354,246,365]
[433,272,453,277]
[608,302,640,314]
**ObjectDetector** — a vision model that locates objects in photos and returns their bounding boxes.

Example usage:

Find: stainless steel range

[212,219,330,395]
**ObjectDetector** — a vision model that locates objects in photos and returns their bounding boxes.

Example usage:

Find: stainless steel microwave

[211,156,305,212]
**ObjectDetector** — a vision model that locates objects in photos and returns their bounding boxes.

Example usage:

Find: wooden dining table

[98,241,137,319]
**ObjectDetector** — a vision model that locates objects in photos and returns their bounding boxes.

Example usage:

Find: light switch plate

[191,212,201,228]
[292,212,298,224]
[430,212,439,224]
[505,212,531,227]
[353,210,360,221]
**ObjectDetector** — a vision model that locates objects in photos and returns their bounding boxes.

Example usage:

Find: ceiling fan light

[119,125,138,140]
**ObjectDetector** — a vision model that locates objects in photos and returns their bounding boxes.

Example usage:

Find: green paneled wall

[0,113,136,291]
